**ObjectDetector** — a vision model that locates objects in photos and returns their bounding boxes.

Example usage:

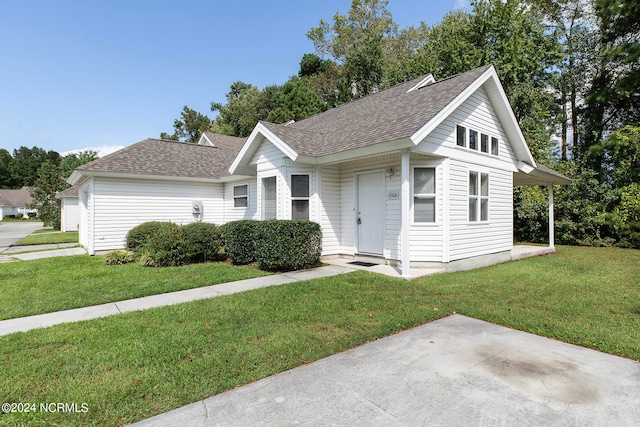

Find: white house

[56,186,80,232]
[0,187,37,219]
[67,65,569,277]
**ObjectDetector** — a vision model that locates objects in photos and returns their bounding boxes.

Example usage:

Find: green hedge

[139,223,186,267]
[221,220,259,265]
[123,219,322,270]
[126,222,175,253]
[254,220,322,271]
[183,222,223,263]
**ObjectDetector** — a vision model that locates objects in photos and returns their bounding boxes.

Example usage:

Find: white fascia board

[68,170,221,184]
[407,74,435,92]
[229,122,299,174]
[410,66,536,167]
[218,174,255,183]
[67,171,82,185]
[316,138,413,165]
[198,133,214,146]
[517,161,535,174]
[485,71,536,167]
[410,69,495,145]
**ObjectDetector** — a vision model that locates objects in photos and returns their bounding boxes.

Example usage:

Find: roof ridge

[431,64,493,86]
[289,74,429,129]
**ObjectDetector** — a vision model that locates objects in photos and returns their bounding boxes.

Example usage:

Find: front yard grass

[14,230,79,245]
[0,246,638,426]
[0,256,270,320]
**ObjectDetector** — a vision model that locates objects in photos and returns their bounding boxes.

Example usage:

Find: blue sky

[0,1,468,157]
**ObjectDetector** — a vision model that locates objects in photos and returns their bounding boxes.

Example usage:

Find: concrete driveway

[0,221,43,253]
[134,315,640,426]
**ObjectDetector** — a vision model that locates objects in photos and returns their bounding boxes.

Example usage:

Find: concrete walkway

[0,265,354,336]
[133,314,640,426]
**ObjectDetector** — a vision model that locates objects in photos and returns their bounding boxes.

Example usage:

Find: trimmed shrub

[139,223,186,267]
[126,221,174,253]
[183,222,223,263]
[103,250,136,265]
[221,220,259,265]
[254,220,322,271]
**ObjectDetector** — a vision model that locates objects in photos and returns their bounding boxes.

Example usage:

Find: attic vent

[283,120,295,126]
[407,74,436,92]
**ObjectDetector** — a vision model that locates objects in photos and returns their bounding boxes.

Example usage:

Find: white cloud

[455,0,470,10]
[61,145,124,158]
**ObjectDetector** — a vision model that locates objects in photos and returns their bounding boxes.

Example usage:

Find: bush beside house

[116,220,321,271]
[221,220,259,265]
[254,220,322,271]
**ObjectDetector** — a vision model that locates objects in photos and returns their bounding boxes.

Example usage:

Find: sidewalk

[0,265,355,336]
[2,242,87,262]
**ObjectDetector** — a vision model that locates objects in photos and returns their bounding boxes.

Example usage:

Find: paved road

[0,221,43,253]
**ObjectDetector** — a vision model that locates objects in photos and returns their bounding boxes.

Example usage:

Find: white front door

[357,171,384,255]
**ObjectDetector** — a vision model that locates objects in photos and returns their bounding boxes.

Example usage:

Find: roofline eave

[67,170,223,185]
[229,123,299,174]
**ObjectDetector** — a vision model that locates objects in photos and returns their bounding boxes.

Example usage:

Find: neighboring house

[67,65,570,277]
[57,186,80,232]
[0,187,37,219]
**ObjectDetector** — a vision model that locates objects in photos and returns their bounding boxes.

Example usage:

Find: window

[481,134,489,153]
[491,137,499,156]
[261,176,276,219]
[469,171,489,222]
[413,167,436,223]
[456,125,466,147]
[291,174,310,220]
[233,184,248,208]
[456,124,499,157]
[469,130,478,150]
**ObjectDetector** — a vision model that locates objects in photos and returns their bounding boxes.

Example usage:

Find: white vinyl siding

[89,177,223,253]
[60,197,79,232]
[318,165,341,256]
[334,153,443,263]
[414,87,517,165]
[223,180,257,222]
[448,160,512,260]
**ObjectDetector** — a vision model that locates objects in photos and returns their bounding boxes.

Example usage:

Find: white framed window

[233,184,248,208]
[469,171,489,222]
[261,176,277,220]
[481,133,489,153]
[469,129,478,150]
[456,124,499,157]
[413,167,436,223]
[456,125,466,147]
[491,137,499,155]
[290,174,310,220]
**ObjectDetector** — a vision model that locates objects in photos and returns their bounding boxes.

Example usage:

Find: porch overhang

[514,162,571,186]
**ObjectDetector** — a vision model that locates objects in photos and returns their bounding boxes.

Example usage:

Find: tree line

[162,0,639,248]
[1,147,97,227]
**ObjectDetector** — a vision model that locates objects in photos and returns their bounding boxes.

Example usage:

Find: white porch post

[401,150,411,278]
[548,185,555,249]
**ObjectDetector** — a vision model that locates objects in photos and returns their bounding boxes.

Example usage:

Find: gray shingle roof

[56,185,79,198]
[75,137,246,180]
[0,187,33,207]
[262,65,493,157]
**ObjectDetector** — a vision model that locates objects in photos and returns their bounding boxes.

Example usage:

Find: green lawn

[0,256,270,320]
[0,246,638,426]
[14,231,79,246]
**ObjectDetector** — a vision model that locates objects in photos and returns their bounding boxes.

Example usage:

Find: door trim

[355,170,385,255]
